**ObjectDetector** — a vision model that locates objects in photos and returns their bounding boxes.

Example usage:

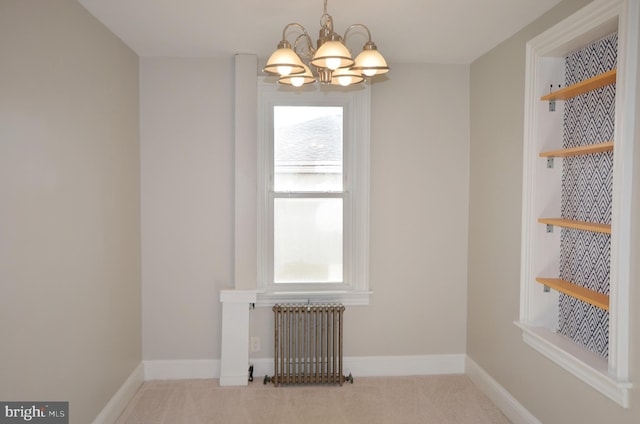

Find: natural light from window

[273,106,344,284]
[256,79,370,305]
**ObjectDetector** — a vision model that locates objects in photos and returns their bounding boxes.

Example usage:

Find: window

[273,106,344,284]
[256,80,371,305]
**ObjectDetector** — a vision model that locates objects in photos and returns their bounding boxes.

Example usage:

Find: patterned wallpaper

[558,33,617,358]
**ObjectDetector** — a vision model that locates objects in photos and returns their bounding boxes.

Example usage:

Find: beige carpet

[115,375,511,424]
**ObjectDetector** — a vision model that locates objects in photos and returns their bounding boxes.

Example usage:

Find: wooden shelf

[538,218,611,234]
[539,141,613,158]
[536,277,609,311]
[541,69,616,101]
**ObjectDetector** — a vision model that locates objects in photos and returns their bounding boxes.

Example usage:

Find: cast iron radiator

[264,303,353,386]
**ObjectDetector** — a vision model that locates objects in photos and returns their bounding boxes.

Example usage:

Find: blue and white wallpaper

[558,33,617,358]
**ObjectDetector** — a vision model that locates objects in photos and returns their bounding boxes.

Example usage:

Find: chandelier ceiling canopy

[263,0,390,87]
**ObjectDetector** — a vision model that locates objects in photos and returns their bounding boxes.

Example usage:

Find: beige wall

[468,0,640,422]
[0,1,141,423]
[14,0,636,421]
[140,60,470,359]
[140,58,235,359]
[349,63,470,356]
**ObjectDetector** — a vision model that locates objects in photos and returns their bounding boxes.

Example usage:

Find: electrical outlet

[250,336,261,352]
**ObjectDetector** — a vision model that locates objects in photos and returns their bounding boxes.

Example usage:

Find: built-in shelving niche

[517,0,638,408]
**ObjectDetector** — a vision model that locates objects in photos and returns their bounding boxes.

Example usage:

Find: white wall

[141,59,470,360]
[468,0,640,422]
[0,1,141,423]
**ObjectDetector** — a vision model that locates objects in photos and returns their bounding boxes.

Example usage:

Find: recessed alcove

[516,0,638,407]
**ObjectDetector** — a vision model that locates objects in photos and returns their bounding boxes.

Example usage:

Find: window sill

[514,322,631,407]
[256,290,371,307]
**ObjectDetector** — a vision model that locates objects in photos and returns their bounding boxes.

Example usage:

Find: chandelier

[263,0,390,87]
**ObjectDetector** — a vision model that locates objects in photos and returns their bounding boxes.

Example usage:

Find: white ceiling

[77,0,564,64]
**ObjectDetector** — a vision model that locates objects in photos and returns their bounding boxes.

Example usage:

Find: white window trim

[256,79,371,306]
[517,0,637,407]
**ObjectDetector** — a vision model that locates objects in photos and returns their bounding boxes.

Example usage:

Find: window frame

[256,79,371,306]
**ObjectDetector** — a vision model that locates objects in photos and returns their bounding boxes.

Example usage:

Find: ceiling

[77,0,564,64]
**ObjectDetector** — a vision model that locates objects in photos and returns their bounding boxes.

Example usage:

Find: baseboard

[251,354,466,381]
[92,362,144,424]
[345,354,466,377]
[144,359,220,380]
[143,354,465,383]
[465,356,541,424]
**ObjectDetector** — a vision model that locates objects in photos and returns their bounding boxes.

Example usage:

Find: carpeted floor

[115,374,511,424]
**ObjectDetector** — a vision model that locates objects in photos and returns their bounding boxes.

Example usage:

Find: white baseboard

[143,354,465,383]
[344,354,466,377]
[92,362,144,424]
[465,356,541,424]
[144,359,220,380]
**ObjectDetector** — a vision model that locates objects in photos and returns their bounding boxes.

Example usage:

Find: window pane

[274,198,343,283]
[274,106,343,192]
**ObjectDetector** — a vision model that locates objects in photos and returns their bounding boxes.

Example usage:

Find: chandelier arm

[293,32,316,59]
[343,24,372,43]
[320,14,334,34]
[281,22,308,41]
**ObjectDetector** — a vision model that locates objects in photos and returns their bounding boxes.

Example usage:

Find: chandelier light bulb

[277,65,293,76]
[330,67,364,86]
[326,57,342,70]
[363,69,377,77]
[337,75,352,86]
[291,76,305,87]
[277,63,316,86]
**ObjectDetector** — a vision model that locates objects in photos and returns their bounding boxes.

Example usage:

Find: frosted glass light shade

[264,47,305,76]
[278,64,316,86]
[353,47,389,76]
[311,41,354,70]
[330,67,364,86]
